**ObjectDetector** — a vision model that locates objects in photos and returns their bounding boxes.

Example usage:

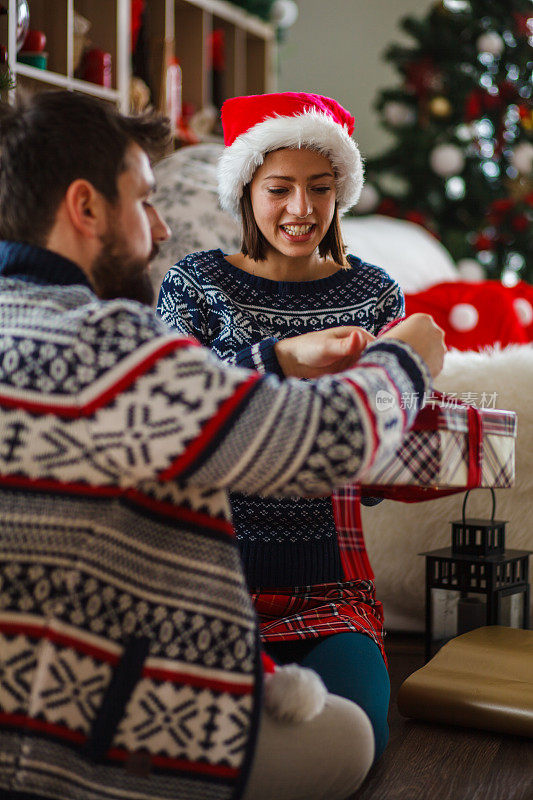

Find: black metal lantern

[420,489,531,662]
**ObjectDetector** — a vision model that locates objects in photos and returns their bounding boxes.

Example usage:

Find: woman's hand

[275,326,375,378]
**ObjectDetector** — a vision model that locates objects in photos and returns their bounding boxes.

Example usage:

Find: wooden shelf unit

[3,0,276,115]
[5,0,131,110]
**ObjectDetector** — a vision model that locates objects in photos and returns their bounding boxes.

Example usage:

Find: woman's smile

[280,222,317,242]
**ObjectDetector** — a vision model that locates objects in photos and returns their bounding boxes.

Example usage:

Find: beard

[90,225,159,307]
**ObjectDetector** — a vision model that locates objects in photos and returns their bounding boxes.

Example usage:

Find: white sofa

[152,144,533,632]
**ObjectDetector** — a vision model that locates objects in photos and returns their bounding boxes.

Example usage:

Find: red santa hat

[218,92,364,218]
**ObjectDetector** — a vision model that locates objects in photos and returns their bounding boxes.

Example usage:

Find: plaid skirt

[251,487,386,663]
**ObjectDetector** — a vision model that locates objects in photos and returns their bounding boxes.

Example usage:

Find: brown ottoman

[398,626,533,737]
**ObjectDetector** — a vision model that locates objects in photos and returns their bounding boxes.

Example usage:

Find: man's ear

[63,179,107,238]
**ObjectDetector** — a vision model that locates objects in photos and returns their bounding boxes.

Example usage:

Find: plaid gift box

[360,393,516,500]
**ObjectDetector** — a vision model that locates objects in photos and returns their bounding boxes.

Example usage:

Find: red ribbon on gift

[360,391,484,503]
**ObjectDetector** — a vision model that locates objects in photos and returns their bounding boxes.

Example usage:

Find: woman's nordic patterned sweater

[0,242,429,800]
[157,249,406,590]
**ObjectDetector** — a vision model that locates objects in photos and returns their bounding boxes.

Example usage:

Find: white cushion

[340,215,459,293]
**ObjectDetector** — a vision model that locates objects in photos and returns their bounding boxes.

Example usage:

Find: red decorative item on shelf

[131,0,145,54]
[209,28,225,71]
[81,48,112,88]
[21,29,46,52]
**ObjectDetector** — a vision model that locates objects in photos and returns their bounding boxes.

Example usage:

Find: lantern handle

[462,487,496,524]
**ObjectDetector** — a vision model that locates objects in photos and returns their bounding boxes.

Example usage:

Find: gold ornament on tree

[429,95,452,118]
[505,175,533,202]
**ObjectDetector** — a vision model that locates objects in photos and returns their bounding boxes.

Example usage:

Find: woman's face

[249,148,336,260]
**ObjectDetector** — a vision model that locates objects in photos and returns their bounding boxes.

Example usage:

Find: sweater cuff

[358,339,432,424]
[234,337,285,377]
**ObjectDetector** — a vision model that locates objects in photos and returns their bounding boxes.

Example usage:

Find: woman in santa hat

[157,92,416,762]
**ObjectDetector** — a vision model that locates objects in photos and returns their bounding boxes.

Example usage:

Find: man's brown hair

[0,90,171,246]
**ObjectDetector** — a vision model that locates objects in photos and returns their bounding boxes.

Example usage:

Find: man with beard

[0,91,444,800]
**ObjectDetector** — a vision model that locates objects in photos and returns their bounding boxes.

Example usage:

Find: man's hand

[380,313,446,378]
[275,326,375,378]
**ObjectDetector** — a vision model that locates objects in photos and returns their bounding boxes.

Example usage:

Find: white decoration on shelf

[271,0,299,29]
[383,101,416,127]
[510,142,533,175]
[514,298,533,327]
[354,183,380,214]
[16,0,30,51]
[457,258,485,282]
[429,144,465,177]
[449,303,479,331]
[476,31,505,57]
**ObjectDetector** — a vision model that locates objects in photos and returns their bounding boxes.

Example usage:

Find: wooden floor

[351,634,533,800]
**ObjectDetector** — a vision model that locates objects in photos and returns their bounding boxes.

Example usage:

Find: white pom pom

[514,297,533,327]
[449,303,479,331]
[456,258,485,282]
[355,183,380,214]
[263,664,327,723]
[430,144,465,177]
[476,32,504,56]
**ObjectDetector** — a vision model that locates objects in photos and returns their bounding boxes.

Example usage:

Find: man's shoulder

[81,296,170,345]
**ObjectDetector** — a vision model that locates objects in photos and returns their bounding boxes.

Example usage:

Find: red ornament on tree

[487,198,515,224]
[512,12,533,38]
[377,198,400,216]
[474,232,496,251]
[511,214,529,232]
[404,57,443,98]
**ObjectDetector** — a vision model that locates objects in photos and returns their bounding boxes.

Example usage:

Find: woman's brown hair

[239,182,348,267]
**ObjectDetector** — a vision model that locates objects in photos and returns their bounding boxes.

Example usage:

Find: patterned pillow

[404,280,530,351]
[151,143,240,299]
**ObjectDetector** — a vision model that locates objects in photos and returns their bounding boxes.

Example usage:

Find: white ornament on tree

[429,143,465,177]
[383,101,416,127]
[476,31,505,57]
[271,0,299,29]
[354,183,380,214]
[510,142,533,175]
[457,258,485,281]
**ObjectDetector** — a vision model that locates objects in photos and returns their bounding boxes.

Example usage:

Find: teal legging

[266,632,390,762]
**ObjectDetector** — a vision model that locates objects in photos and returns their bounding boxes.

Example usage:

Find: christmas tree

[355,0,533,285]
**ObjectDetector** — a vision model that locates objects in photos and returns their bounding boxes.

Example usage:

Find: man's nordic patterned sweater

[157,249,406,588]
[0,242,428,800]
